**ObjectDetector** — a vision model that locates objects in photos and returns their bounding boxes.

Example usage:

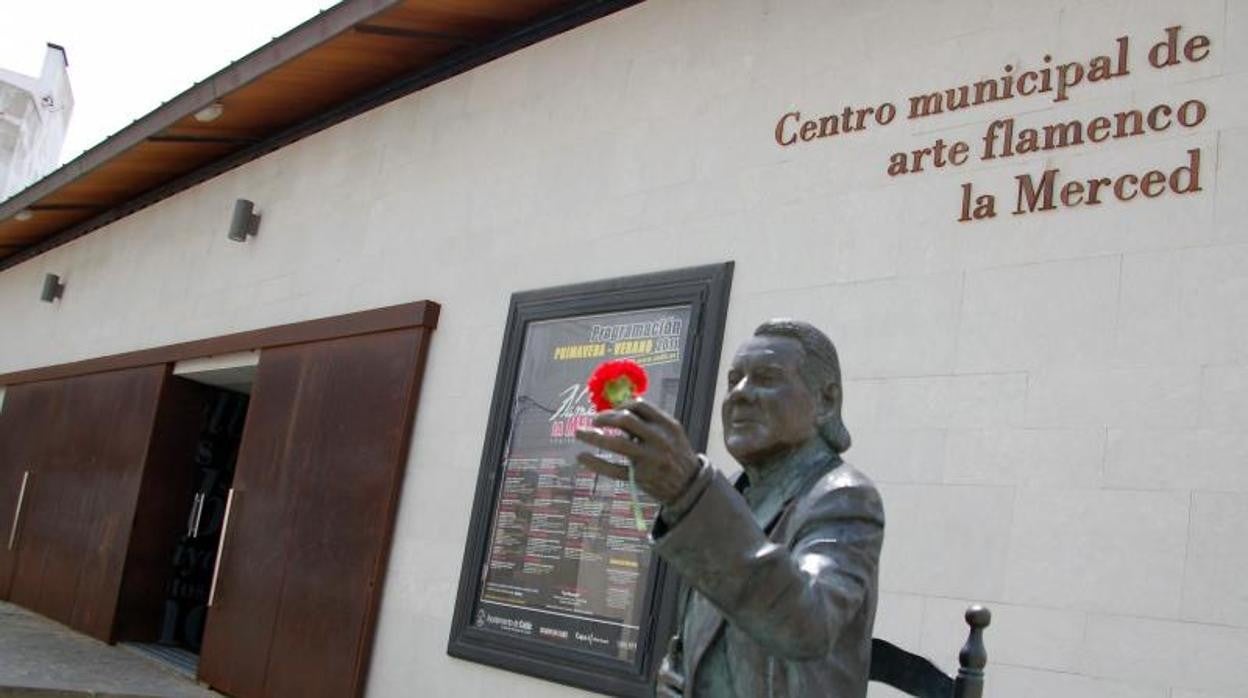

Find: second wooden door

[199,327,430,698]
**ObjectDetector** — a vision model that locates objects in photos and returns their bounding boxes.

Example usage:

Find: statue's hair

[752,319,852,453]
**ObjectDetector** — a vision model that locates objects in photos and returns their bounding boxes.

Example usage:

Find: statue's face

[721,335,819,467]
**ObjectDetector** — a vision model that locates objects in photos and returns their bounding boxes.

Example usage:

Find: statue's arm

[651,468,884,659]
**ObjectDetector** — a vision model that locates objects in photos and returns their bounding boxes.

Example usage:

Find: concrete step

[0,603,220,698]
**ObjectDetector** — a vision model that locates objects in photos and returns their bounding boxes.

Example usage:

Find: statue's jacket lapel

[681,474,792,691]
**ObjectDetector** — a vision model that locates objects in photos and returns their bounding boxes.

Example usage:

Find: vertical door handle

[7,470,30,551]
[185,493,201,538]
[189,493,206,538]
[207,488,236,608]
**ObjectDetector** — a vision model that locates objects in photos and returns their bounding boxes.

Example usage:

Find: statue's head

[721,319,851,467]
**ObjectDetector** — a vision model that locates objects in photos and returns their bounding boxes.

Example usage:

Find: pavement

[0,602,221,698]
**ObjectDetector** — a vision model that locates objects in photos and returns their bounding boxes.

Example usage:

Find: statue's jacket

[651,454,885,697]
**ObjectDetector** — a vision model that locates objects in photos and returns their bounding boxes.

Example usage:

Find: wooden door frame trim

[0,301,440,386]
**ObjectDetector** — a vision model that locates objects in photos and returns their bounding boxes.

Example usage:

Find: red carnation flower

[587,359,649,411]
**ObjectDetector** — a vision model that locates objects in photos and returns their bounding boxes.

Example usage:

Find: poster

[474,306,693,662]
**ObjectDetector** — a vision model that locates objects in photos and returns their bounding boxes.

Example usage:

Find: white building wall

[1,1,1246,696]
[0,45,72,201]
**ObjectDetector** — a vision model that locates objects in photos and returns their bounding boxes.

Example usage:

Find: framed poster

[448,263,733,696]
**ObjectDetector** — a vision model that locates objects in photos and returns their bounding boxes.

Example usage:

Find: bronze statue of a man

[576,319,884,697]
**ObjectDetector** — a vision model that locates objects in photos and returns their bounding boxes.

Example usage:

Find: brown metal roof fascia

[0,0,643,273]
[0,300,440,386]
[0,0,403,224]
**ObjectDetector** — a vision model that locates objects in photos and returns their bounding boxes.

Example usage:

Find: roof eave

[0,0,404,224]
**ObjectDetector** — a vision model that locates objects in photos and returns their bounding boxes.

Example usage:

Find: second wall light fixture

[40,273,65,302]
[228,199,261,242]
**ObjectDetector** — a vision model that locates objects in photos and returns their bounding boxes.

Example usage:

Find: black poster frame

[447,262,734,697]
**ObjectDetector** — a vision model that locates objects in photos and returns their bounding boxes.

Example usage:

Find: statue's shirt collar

[736,440,839,531]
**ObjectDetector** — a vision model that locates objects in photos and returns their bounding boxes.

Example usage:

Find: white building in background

[0,44,72,201]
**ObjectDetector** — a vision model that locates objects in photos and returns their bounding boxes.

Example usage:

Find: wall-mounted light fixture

[194,102,225,123]
[228,199,261,242]
[40,273,64,302]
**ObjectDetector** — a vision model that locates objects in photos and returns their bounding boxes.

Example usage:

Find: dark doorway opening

[115,375,250,675]
[160,385,248,652]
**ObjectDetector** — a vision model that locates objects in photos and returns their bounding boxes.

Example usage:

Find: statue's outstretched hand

[575,400,700,506]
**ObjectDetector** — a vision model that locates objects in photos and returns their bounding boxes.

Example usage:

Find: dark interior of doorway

[116,378,249,674]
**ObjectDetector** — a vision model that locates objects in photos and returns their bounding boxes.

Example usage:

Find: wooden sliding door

[199,326,431,698]
[0,380,63,600]
[0,365,167,640]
